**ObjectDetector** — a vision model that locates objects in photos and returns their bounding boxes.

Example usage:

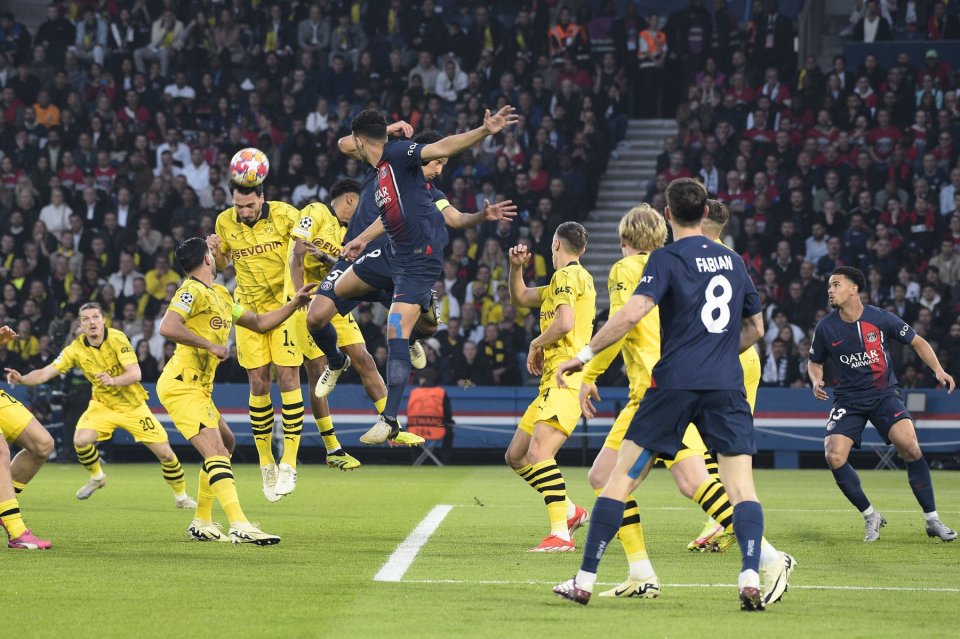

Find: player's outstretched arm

[739,312,764,353]
[508,245,540,308]
[96,363,141,387]
[0,325,16,346]
[911,334,956,393]
[808,361,828,400]
[342,218,386,261]
[441,199,518,229]
[421,106,518,161]
[159,311,228,361]
[5,364,61,387]
[236,283,317,334]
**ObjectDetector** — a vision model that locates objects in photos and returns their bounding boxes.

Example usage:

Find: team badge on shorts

[320,280,333,290]
[826,420,836,431]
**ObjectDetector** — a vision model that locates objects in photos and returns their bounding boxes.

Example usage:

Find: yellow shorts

[518,386,582,436]
[602,395,639,452]
[744,362,759,413]
[294,308,366,361]
[156,376,222,441]
[235,314,303,369]
[76,399,168,444]
[0,390,35,443]
[660,424,708,469]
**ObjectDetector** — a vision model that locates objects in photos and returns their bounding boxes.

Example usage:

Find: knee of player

[504,449,523,469]
[824,448,846,468]
[674,474,698,499]
[35,429,55,457]
[897,442,922,462]
[587,465,606,490]
[156,448,177,463]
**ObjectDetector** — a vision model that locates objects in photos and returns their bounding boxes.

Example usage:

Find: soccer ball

[229,147,270,187]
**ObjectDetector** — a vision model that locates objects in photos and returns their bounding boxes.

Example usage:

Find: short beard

[829,301,840,309]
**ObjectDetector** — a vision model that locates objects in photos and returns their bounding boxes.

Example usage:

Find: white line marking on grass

[374,505,453,582]
[402,579,959,593]
[451,505,960,515]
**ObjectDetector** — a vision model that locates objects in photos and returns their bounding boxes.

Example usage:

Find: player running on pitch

[6,303,197,508]
[809,266,956,542]
[552,178,787,611]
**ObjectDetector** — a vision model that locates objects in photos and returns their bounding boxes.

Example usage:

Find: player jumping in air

[312,107,518,444]
[158,238,315,544]
[808,266,956,542]
[577,202,794,602]
[505,222,595,553]
[0,325,52,550]
[7,303,197,509]
[552,178,786,611]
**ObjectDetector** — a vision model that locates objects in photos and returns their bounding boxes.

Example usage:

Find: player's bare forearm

[7,364,60,386]
[739,313,764,353]
[213,250,229,271]
[912,335,945,376]
[236,305,295,333]
[107,363,142,386]
[290,242,306,291]
[807,361,823,386]
[421,127,487,161]
[589,295,653,354]
[531,305,573,349]
[508,264,539,308]
[337,134,361,159]
[159,312,217,351]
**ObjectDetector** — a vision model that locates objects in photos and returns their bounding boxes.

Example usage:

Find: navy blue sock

[579,496,624,575]
[906,458,936,513]
[733,501,764,574]
[384,338,411,418]
[831,462,872,512]
[310,321,345,369]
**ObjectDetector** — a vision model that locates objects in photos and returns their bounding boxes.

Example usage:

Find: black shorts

[390,254,442,310]
[317,254,393,316]
[625,388,756,457]
[825,392,912,448]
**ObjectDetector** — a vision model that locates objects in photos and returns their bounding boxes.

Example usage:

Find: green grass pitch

[4,463,958,638]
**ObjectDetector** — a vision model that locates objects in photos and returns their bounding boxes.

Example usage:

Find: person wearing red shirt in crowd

[931,131,954,168]
[725,71,754,106]
[852,76,878,113]
[115,90,150,132]
[744,109,775,149]
[751,170,779,204]
[807,109,838,154]
[57,151,84,191]
[916,49,951,90]
[868,109,902,164]
[835,130,859,165]
[880,195,911,236]
[926,3,960,42]
[661,150,692,182]
[759,66,791,107]
[719,169,753,213]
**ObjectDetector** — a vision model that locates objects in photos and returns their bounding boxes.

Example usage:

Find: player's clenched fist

[205,234,222,252]
[0,325,17,345]
[508,244,531,267]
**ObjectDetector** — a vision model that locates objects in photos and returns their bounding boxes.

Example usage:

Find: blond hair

[619,203,668,252]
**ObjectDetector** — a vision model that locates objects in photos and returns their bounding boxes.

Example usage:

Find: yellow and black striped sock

[0,497,27,539]
[203,455,247,525]
[704,450,720,481]
[75,443,104,477]
[279,389,304,467]
[160,457,186,496]
[195,468,214,522]
[12,480,26,494]
[316,415,341,454]
[517,459,570,540]
[374,397,387,414]
[249,393,275,467]
[694,478,735,533]
[619,495,648,562]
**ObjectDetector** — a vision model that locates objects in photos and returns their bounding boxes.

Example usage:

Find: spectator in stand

[851,1,893,43]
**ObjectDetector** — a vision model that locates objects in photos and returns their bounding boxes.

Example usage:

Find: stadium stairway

[583,118,676,310]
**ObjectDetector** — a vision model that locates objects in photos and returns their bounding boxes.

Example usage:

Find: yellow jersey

[583,253,660,398]
[53,328,149,410]
[215,201,299,313]
[284,202,346,297]
[160,277,243,394]
[714,238,762,382]
[537,261,595,388]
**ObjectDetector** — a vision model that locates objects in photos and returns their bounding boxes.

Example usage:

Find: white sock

[628,559,655,580]
[575,569,597,592]
[565,498,576,519]
[738,569,760,590]
[861,505,875,517]
[175,491,188,499]
[91,470,105,480]
[759,539,779,568]
[551,526,571,542]
[924,510,939,522]
[326,447,339,455]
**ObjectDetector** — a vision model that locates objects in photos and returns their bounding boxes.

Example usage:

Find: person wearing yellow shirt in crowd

[7,319,39,362]
[0,325,52,550]
[505,222,596,552]
[145,254,181,300]
[6,303,197,507]
[156,237,315,544]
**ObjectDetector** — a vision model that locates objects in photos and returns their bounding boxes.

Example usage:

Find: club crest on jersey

[866,331,878,343]
[380,167,387,178]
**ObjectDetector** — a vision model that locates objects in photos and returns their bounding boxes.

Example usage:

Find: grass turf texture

[4,464,958,638]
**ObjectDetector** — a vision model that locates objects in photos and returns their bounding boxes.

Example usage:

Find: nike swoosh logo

[832,340,844,346]
[894,410,906,418]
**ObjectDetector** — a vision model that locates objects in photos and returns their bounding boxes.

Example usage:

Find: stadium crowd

[0,0,958,399]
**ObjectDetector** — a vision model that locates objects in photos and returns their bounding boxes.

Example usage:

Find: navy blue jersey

[633,236,761,390]
[426,183,450,261]
[809,305,917,401]
[344,166,389,252]
[375,139,446,258]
